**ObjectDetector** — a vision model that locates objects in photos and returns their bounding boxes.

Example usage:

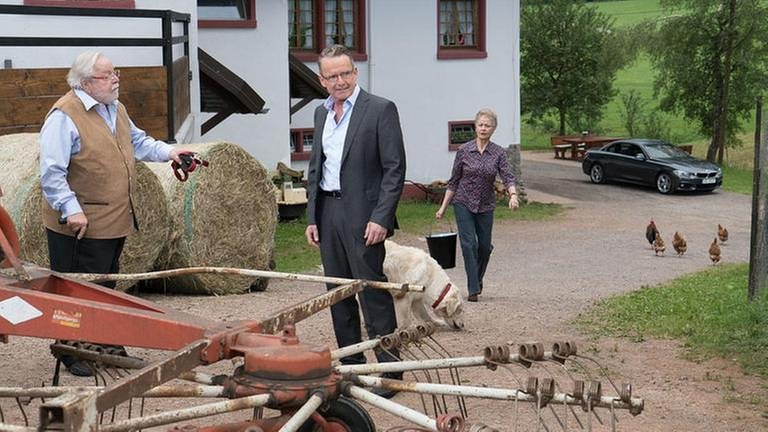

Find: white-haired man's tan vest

[42,90,138,239]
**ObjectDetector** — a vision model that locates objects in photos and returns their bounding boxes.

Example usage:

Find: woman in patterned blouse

[436,108,519,302]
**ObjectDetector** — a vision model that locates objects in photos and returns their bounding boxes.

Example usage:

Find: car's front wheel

[656,172,676,194]
[589,164,605,184]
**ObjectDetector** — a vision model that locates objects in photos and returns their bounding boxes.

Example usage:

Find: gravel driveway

[0,151,764,431]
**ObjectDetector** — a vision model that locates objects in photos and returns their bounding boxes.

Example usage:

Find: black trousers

[317,195,399,365]
[46,229,125,289]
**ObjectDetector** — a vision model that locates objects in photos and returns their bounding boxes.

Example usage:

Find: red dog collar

[431,283,452,309]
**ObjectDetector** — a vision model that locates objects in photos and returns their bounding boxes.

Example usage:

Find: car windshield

[644,143,688,159]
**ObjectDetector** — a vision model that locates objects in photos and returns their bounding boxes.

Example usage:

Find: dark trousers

[317,195,399,365]
[46,229,125,289]
[454,203,494,296]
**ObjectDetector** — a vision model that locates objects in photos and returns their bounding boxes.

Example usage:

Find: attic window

[437,0,487,60]
[288,0,367,62]
[198,0,256,28]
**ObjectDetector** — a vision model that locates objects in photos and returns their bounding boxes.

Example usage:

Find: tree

[520,0,631,135]
[646,0,768,164]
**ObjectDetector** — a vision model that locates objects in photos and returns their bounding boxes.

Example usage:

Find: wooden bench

[551,135,585,160]
[553,144,570,159]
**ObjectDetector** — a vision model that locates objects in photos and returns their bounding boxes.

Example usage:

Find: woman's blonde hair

[475,108,498,128]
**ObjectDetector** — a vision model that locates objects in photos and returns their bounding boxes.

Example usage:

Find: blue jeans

[453,203,494,296]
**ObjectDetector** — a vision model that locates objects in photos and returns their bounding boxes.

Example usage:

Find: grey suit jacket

[306,89,406,235]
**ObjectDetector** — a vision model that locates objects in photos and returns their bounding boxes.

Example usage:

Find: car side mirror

[634,153,645,160]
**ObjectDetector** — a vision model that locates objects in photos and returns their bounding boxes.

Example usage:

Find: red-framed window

[288,0,367,62]
[24,0,135,7]
[290,128,314,161]
[437,0,486,60]
[198,0,256,29]
[448,120,475,151]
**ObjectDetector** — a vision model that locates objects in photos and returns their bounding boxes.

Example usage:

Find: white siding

[197,0,290,169]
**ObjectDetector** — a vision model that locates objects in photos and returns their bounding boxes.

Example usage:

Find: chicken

[653,232,666,256]
[709,237,721,265]
[672,231,687,257]
[717,224,729,243]
[646,220,659,249]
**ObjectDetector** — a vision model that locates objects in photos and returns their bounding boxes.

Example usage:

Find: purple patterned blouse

[447,140,517,214]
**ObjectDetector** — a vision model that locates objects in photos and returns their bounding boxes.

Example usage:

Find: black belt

[320,190,342,199]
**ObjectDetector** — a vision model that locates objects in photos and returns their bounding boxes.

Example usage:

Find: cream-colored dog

[383,240,465,330]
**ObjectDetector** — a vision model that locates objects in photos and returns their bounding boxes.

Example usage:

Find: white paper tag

[0,296,43,325]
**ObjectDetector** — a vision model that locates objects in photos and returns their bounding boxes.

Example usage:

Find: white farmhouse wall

[290,0,520,184]
[197,0,290,172]
[0,0,520,184]
[0,0,200,143]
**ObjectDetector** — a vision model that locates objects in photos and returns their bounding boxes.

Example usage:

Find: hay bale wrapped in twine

[0,133,171,290]
[0,133,48,266]
[147,141,278,295]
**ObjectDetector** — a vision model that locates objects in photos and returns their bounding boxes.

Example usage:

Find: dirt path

[1,151,765,431]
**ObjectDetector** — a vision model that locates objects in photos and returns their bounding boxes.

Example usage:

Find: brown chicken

[672,231,687,257]
[709,238,721,265]
[653,232,666,256]
[646,220,659,249]
[717,224,729,243]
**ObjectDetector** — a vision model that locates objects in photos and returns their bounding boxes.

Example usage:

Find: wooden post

[506,143,527,204]
[748,96,768,300]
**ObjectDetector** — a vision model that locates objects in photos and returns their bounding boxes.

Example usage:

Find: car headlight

[674,169,695,179]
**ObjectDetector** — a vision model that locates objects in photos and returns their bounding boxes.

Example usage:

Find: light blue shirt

[39,88,173,219]
[319,85,360,192]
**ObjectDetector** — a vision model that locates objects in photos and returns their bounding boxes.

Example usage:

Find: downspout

[366,0,374,94]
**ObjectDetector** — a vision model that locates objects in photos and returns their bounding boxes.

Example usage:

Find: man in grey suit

[305,45,406,397]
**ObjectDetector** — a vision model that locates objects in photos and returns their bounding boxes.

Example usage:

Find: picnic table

[551,135,624,161]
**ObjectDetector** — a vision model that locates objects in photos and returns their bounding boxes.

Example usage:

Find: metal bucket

[426,219,457,269]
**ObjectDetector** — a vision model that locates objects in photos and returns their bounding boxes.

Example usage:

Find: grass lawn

[575,264,768,379]
[592,0,665,27]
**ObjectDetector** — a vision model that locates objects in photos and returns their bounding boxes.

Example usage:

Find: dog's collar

[431,283,452,309]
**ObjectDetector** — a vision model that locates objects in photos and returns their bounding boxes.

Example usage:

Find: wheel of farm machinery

[298,396,375,432]
[0,204,20,268]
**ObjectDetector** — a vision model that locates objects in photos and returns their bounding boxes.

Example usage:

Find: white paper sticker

[0,296,43,325]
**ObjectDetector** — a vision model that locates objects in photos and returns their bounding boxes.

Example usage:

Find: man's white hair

[66,51,102,89]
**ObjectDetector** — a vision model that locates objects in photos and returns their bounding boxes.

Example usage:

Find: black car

[582,139,723,194]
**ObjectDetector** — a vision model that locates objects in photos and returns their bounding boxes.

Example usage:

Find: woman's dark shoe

[467,293,478,302]
[478,282,483,295]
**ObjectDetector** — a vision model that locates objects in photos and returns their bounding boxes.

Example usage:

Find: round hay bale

[116,162,171,291]
[147,142,278,295]
[0,133,48,266]
[0,133,170,287]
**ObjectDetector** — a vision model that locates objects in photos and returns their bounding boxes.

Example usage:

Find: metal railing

[0,4,190,143]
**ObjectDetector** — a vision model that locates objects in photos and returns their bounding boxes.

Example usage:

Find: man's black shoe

[370,387,399,399]
[371,371,403,398]
[381,372,403,380]
[60,355,94,377]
